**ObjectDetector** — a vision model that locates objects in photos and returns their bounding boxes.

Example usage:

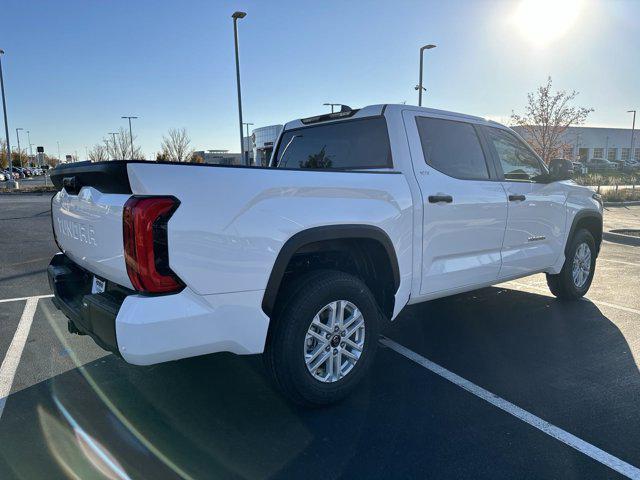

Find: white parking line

[0,294,53,304]
[599,258,640,268]
[0,297,39,420]
[506,282,640,316]
[380,336,640,479]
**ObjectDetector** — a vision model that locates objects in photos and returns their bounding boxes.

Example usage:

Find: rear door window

[416,117,490,180]
[275,117,392,170]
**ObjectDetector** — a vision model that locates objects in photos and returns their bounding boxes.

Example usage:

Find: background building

[251,125,283,166]
[514,126,639,163]
[195,124,283,167]
[194,149,242,165]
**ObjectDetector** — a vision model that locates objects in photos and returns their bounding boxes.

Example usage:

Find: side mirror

[549,158,573,181]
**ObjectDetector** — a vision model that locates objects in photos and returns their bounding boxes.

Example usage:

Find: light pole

[323,103,341,113]
[0,49,14,188]
[628,110,636,162]
[108,132,118,160]
[415,44,436,107]
[27,130,34,167]
[57,141,61,163]
[232,11,247,165]
[121,116,138,160]
[16,127,23,167]
[242,122,253,165]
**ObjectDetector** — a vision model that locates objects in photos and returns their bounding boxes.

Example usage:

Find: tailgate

[52,186,133,289]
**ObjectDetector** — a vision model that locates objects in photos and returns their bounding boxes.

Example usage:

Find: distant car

[587,158,616,172]
[0,171,6,181]
[571,161,587,175]
[3,169,18,180]
[11,167,25,178]
[621,160,640,172]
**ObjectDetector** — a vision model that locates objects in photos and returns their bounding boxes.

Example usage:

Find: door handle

[508,194,526,202]
[428,194,453,204]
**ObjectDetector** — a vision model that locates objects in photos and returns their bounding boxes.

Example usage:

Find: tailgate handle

[428,194,453,204]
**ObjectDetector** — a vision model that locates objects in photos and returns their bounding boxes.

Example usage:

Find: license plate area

[91,276,106,294]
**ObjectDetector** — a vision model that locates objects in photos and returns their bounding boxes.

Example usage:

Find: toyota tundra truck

[48,104,603,405]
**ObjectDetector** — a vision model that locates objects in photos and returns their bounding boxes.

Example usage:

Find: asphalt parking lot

[1,194,639,479]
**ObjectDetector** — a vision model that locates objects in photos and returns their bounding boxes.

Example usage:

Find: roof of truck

[284,104,504,130]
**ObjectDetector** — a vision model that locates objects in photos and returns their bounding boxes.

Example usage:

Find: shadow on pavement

[0,287,637,479]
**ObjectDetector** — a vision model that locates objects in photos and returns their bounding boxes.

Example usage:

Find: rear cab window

[274,117,392,170]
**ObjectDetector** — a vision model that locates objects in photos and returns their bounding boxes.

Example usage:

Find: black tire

[263,270,381,406]
[546,228,596,300]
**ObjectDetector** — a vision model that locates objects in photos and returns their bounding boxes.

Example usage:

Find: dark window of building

[275,117,392,170]
[484,127,545,182]
[416,117,490,180]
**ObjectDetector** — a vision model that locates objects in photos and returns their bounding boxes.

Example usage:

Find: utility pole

[0,49,14,188]
[243,122,253,165]
[27,130,34,167]
[628,110,637,162]
[16,127,23,167]
[121,116,138,160]
[232,11,248,165]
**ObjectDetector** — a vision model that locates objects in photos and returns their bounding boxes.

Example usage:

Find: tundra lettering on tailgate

[57,218,97,246]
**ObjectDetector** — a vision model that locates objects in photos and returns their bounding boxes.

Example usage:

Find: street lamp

[415,44,436,107]
[108,132,118,160]
[121,116,138,160]
[26,130,34,167]
[0,48,15,188]
[628,110,637,162]
[323,103,342,114]
[242,122,253,165]
[232,11,248,165]
[16,127,23,167]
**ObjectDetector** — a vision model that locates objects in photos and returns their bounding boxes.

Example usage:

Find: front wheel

[263,270,381,406]
[546,228,596,300]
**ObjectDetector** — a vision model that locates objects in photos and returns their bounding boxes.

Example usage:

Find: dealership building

[196,124,283,167]
[514,126,639,163]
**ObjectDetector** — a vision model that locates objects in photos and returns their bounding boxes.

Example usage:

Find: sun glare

[511,0,583,47]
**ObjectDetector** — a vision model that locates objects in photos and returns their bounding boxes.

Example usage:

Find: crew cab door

[479,126,567,278]
[403,112,508,295]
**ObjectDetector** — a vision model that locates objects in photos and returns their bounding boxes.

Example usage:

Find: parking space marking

[0,294,53,304]
[0,297,39,420]
[599,258,640,268]
[506,282,640,316]
[380,336,640,480]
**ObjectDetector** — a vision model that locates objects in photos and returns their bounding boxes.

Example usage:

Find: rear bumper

[48,253,270,365]
[48,253,126,355]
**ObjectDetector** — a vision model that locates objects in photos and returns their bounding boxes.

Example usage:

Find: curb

[0,189,57,196]
[604,200,640,207]
[603,231,640,247]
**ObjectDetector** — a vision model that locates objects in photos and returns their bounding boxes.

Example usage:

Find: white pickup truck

[49,104,603,405]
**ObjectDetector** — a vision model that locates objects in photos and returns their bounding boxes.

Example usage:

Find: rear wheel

[263,270,381,406]
[546,228,596,300]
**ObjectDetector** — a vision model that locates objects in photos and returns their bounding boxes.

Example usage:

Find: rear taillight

[123,196,184,294]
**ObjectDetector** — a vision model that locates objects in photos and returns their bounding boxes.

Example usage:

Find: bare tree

[104,127,145,160]
[0,139,7,169]
[160,128,193,162]
[511,77,593,164]
[88,144,109,162]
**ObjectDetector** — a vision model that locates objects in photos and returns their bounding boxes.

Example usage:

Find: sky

[1,0,639,160]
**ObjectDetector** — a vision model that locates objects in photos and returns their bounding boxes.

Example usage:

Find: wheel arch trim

[566,210,603,256]
[261,224,401,317]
